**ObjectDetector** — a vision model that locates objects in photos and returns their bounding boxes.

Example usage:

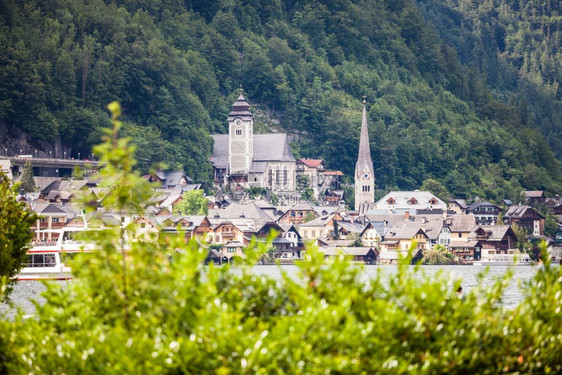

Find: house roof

[299,213,338,228]
[505,205,544,219]
[469,225,513,241]
[447,214,476,233]
[524,190,544,198]
[298,159,323,168]
[375,191,447,211]
[467,201,500,211]
[322,170,343,176]
[160,194,182,208]
[209,202,273,220]
[319,247,375,256]
[249,161,268,173]
[384,224,426,240]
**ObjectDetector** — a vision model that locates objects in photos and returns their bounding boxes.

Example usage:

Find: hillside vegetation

[0,0,560,200]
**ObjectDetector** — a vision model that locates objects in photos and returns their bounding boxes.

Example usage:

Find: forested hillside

[416,0,562,158]
[0,0,560,200]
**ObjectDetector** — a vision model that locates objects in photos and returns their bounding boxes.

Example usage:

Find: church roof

[227,93,253,121]
[209,134,296,170]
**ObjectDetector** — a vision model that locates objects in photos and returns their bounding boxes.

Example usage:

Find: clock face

[236,119,242,125]
[363,172,370,179]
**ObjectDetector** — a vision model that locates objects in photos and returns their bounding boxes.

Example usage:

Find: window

[387,198,395,205]
[408,198,418,205]
[429,198,438,205]
[227,247,236,253]
[283,168,288,186]
[52,217,60,223]
[235,129,242,136]
[24,254,56,268]
[275,168,280,186]
[141,223,146,228]
[362,185,370,192]
[268,169,273,187]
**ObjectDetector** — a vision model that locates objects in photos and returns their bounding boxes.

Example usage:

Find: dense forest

[0,0,560,201]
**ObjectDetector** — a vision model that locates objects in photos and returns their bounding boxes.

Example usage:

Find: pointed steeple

[355,98,375,213]
[355,99,375,179]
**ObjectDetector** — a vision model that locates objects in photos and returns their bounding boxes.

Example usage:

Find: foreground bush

[1,104,560,374]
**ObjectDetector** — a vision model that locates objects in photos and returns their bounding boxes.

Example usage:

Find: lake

[1,264,542,318]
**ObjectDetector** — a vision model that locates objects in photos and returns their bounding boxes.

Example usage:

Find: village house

[468,225,518,259]
[278,202,318,225]
[420,218,452,249]
[448,199,467,215]
[207,221,246,245]
[449,240,479,264]
[503,205,544,237]
[466,201,502,226]
[218,241,246,263]
[379,225,428,264]
[523,190,545,205]
[358,221,385,247]
[297,213,343,240]
[446,214,477,244]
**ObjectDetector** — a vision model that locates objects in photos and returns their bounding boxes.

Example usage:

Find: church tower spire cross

[354,97,375,213]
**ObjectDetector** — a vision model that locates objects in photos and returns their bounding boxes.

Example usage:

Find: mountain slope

[0,0,560,200]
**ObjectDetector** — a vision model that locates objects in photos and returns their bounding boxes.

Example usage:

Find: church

[209,92,297,193]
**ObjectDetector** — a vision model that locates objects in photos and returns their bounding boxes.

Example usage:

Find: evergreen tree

[20,160,36,193]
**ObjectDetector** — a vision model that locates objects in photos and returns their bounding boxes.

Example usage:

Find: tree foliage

[19,160,36,193]
[174,189,209,216]
[0,172,38,298]
[422,244,455,265]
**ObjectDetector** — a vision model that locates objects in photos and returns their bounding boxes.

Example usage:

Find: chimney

[405,211,410,220]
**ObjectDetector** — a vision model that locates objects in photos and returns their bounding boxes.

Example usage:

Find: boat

[15,227,95,280]
[473,249,533,266]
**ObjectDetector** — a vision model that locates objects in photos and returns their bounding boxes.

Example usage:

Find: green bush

[1,104,560,374]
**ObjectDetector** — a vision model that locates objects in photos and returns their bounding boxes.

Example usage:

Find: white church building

[209,92,297,193]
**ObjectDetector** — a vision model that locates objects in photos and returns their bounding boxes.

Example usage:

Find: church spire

[355,98,375,213]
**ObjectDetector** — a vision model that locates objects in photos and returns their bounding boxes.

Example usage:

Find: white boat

[15,227,95,280]
[473,249,533,266]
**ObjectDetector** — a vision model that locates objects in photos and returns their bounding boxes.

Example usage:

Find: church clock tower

[228,89,254,178]
[354,98,375,213]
